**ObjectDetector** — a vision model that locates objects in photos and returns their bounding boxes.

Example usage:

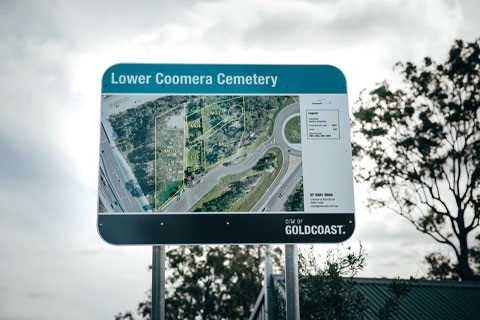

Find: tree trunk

[458,224,474,281]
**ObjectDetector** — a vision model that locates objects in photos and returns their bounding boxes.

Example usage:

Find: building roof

[354,277,480,320]
[254,275,480,320]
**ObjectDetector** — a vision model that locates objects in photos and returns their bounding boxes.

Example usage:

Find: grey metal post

[285,244,300,320]
[265,247,276,320]
[152,245,166,320]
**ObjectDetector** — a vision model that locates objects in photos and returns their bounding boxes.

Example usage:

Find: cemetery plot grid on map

[154,97,247,210]
[101,94,303,215]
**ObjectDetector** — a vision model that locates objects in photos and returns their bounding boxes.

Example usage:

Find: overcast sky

[0,1,479,319]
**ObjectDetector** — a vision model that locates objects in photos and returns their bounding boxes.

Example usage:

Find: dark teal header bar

[102,64,347,94]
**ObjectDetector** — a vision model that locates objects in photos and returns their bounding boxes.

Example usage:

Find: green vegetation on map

[267,96,298,136]
[284,115,301,144]
[98,198,106,212]
[187,97,245,169]
[284,180,304,212]
[108,95,298,212]
[109,96,189,206]
[191,147,283,212]
[155,104,185,207]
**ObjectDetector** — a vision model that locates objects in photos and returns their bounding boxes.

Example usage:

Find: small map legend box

[306,109,340,139]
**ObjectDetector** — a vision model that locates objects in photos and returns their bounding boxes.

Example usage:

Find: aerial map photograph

[98,95,304,214]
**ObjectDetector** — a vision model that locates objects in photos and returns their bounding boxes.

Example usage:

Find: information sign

[97,64,355,244]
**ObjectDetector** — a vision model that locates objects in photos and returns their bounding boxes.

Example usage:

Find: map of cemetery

[98,95,305,214]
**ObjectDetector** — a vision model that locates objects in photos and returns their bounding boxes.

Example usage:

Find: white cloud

[67,0,462,102]
[0,0,477,319]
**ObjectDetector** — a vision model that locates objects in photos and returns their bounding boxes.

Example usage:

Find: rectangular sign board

[97,64,355,245]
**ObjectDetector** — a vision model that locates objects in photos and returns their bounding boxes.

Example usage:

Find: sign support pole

[152,245,166,320]
[285,244,300,319]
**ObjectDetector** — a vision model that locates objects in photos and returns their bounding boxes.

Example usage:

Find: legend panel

[306,109,340,139]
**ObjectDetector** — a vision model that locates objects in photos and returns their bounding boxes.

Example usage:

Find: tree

[166,246,268,319]
[295,245,410,320]
[117,245,411,320]
[425,233,480,280]
[353,38,480,280]
[116,245,283,320]
[297,245,369,320]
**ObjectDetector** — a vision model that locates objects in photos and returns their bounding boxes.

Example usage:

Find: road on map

[98,98,303,215]
[165,102,302,213]
[99,123,146,213]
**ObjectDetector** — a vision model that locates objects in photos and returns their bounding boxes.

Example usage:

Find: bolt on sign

[97,64,355,245]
